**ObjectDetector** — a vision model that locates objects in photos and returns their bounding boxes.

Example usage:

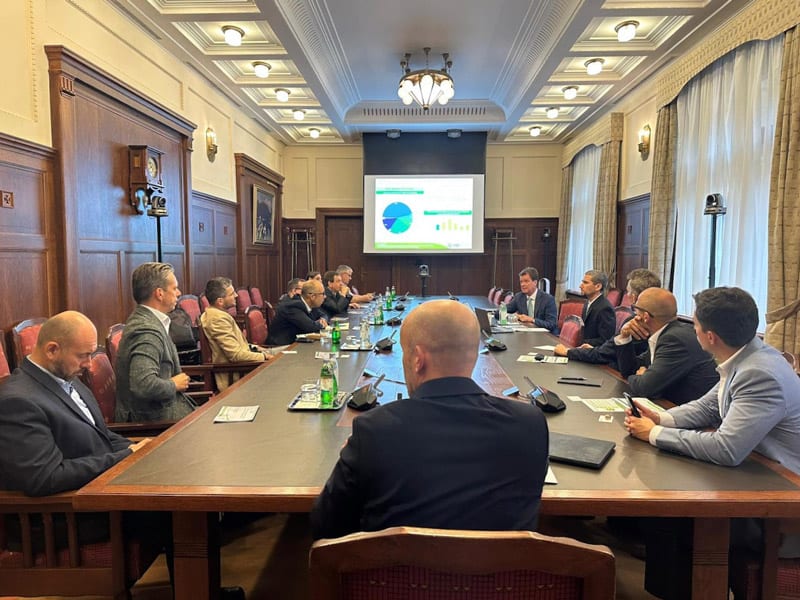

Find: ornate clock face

[146,156,159,179]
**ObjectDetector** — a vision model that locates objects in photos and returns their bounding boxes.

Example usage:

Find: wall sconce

[638,124,651,159]
[205,127,218,162]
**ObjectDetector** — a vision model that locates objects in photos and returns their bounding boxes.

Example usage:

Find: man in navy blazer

[0,311,148,497]
[311,299,549,540]
[504,267,557,332]
[579,270,616,346]
[267,279,329,345]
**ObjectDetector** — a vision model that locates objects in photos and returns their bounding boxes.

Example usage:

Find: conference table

[75,296,800,600]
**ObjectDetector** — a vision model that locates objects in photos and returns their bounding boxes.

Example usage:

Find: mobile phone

[624,392,641,417]
[502,386,520,397]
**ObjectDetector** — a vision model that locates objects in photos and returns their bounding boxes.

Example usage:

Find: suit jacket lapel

[22,360,105,431]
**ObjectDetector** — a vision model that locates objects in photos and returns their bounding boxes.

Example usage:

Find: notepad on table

[214,406,259,423]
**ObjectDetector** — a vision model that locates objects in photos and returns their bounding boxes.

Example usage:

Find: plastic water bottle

[499,302,508,325]
[385,287,392,310]
[360,319,370,349]
[330,356,339,398]
[390,285,396,301]
[320,361,334,408]
[331,320,341,345]
[377,304,384,325]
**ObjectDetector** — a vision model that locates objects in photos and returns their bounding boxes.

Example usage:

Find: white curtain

[565,145,602,290]
[673,37,783,328]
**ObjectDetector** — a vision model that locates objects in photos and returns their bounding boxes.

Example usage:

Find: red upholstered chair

[263,301,276,329]
[0,333,10,384]
[198,293,211,312]
[501,290,513,305]
[557,299,587,331]
[249,286,264,308]
[0,491,161,599]
[176,294,202,327]
[309,526,616,600]
[614,306,634,335]
[606,288,622,307]
[488,286,499,303]
[559,315,584,347]
[236,287,253,316]
[491,288,505,306]
[10,317,47,370]
[192,326,262,393]
[105,323,125,369]
[620,292,634,308]
[244,305,268,346]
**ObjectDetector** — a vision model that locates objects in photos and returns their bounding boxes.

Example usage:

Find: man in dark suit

[504,267,557,332]
[311,299,549,540]
[266,279,329,345]
[115,262,195,422]
[0,311,147,497]
[320,270,356,318]
[579,269,616,347]
[614,287,719,405]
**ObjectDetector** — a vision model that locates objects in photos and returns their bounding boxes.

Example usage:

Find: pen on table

[559,377,587,381]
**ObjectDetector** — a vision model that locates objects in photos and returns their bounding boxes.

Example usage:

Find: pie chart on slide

[382,202,413,234]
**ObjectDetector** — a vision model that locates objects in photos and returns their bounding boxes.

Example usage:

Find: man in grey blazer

[115,262,195,422]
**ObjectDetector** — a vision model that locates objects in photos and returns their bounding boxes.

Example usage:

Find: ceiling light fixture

[252,61,271,78]
[309,128,320,139]
[529,126,541,137]
[546,107,559,119]
[222,26,244,47]
[275,88,290,102]
[585,58,605,76]
[397,47,454,111]
[293,109,305,121]
[615,20,639,43]
[562,86,578,101]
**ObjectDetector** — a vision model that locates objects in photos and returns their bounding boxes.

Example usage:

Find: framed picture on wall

[253,185,275,245]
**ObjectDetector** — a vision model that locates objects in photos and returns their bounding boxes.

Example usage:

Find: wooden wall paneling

[0,134,58,331]
[190,191,237,295]
[234,154,284,304]
[617,194,650,288]
[45,46,196,339]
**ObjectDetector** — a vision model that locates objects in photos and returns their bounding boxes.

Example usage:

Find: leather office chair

[105,323,125,368]
[614,306,634,335]
[0,332,10,384]
[309,526,616,600]
[176,294,202,327]
[559,315,584,347]
[244,305,268,346]
[557,299,587,331]
[606,288,623,308]
[10,317,47,370]
[0,490,161,599]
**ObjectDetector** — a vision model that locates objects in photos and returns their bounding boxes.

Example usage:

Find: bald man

[614,287,718,404]
[311,300,549,540]
[0,311,148,496]
[266,279,329,345]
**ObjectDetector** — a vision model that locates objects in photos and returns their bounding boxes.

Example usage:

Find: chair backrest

[309,526,615,600]
[488,286,498,303]
[105,323,125,368]
[606,288,622,307]
[619,292,633,308]
[236,288,253,314]
[245,305,268,345]
[614,306,634,335]
[81,350,116,424]
[263,301,276,328]
[491,288,505,306]
[249,286,265,308]
[197,324,214,364]
[198,293,210,312]
[176,294,202,327]
[559,315,584,347]
[557,299,587,331]
[781,350,797,372]
[11,317,47,370]
[0,333,10,383]
[500,291,513,305]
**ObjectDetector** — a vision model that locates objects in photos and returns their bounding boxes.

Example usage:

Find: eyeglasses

[631,304,654,318]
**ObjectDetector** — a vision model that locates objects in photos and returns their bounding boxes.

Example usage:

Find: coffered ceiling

[111,0,749,145]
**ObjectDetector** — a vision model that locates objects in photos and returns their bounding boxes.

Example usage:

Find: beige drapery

[592,140,622,283]
[554,164,574,302]
[766,26,800,353]
[647,103,678,289]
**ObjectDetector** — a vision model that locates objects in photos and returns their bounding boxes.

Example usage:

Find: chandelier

[398,47,455,110]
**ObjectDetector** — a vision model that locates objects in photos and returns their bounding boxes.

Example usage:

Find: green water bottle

[331,320,341,345]
[377,305,384,325]
[320,361,334,408]
[391,285,396,301]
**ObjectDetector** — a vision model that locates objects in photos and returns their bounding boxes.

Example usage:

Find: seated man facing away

[0,311,148,496]
[614,287,719,405]
[266,279,328,346]
[200,277,272,391]
[336,264,374,304]
[578,270,616,346]
[311,300,549,540]
[115,262,196,422]
[504,266,557,332]
[554,268,660,365]
[625,287,800,599]
[278,277,304,304]
[321,270,357,318]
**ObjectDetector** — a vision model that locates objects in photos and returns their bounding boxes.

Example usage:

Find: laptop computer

[548,432,616,470]
[474,307,514,334]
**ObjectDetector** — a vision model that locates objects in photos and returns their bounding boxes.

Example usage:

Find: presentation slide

[363,175,485,254]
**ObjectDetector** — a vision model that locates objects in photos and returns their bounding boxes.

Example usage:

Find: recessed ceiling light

[275,88,290,102]
[222,26,244,47]
[585,58,605,76]
[615,20,639,43]
[293,109,306,121]
[309,128,320,139]
[546,107,559,119]
[562,86,578,101]
[529,126,541,137]
[252,62,271,78]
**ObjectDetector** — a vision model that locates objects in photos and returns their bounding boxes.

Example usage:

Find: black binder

[549,432,616,469]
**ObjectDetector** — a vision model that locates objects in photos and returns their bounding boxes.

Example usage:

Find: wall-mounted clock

[128,145,164,213]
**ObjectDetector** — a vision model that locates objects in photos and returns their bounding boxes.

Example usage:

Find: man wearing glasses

[614,287,718,405]
[278,278,304,304]
[266,279,329,345]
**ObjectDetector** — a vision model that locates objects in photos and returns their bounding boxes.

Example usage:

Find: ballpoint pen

[559,376,587,381]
